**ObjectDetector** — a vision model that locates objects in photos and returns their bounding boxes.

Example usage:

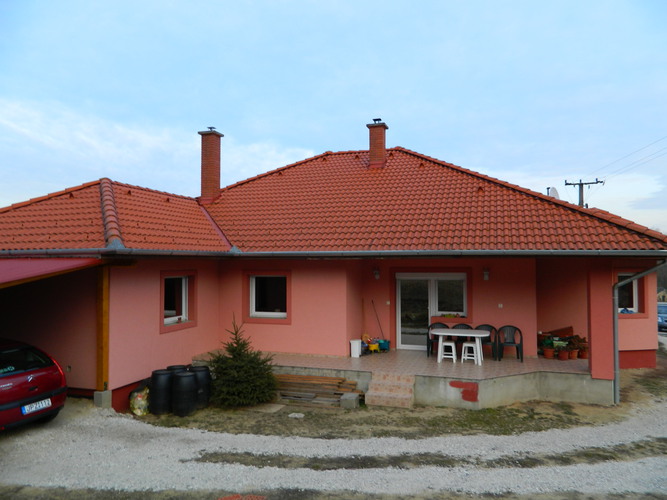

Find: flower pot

[542,347,555,359]
[579,349,589,359]
[568,349,579,359]
[557,350,569,360]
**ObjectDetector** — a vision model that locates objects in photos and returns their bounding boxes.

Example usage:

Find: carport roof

[0,257,101,289]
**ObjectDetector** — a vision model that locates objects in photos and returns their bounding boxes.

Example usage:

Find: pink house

[1,121,665,410]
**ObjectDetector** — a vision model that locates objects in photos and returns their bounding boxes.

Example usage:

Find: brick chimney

[367,119,388,169]
[198,128,224,204]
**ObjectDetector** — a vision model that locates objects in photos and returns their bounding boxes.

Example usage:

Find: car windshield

[0,346,53,377]
[658,304,667,315]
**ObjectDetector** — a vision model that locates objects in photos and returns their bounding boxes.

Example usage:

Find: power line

[604,147,667,179]
[589,135,667,176]
[581,135,667,208]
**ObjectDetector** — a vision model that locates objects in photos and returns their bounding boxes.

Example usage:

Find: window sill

[160,320,197,334]
[431,316,469,324]
[245,315,291,325]
[618,312,648,320]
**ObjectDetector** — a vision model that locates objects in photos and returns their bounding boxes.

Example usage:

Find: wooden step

[275,373,362,408]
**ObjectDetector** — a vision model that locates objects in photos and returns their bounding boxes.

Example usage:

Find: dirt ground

[137,352,667,440]
[2,349,666,500]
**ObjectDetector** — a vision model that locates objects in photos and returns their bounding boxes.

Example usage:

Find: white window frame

[395,272,468,318]
[163,276,189,325]
[434,273,467,316]
[250,275,287,319]
[617,273,638,313]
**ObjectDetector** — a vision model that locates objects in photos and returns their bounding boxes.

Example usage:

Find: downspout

[612,259,666,404]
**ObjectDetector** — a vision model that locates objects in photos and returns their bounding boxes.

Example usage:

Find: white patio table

[430,328,490,366]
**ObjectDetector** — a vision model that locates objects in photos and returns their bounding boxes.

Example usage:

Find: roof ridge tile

[100,179,125,249]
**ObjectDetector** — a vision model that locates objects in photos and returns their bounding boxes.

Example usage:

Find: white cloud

[0,99,315,206]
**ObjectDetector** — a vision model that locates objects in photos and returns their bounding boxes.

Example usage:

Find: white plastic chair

[438,338,457,363]
[461,341,478,363]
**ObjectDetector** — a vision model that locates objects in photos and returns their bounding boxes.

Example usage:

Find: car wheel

[38,408,61,424]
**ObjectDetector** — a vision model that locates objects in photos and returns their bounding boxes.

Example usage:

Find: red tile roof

[1,147,666,256]
[206,147,667,253]
[0,179,231,253]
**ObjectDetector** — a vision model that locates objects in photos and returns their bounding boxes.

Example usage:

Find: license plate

[21,398,52,415]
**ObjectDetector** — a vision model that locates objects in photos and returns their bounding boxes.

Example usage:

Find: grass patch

[191,437,667,470]
[138,352,667,440]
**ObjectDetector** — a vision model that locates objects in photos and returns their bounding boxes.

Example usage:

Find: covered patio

[270,349,610,409]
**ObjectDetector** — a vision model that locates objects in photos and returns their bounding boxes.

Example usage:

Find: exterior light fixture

[483,268,490,281]
[373,269,380,280]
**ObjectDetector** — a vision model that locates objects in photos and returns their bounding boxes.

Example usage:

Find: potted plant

[542,346,556,359]
[570,335,589,359]
[540,336,555,359]
[557,348,569,360]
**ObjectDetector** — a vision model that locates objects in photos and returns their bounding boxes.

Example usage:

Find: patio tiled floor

[271,348,589,380]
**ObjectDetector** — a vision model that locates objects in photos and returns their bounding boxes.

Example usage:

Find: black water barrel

[167,364,187,373]
[171,371,197,417]
[149,369,172,415]
[189,366,212,409]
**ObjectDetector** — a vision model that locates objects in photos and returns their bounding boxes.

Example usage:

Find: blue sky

[1,1,666,232]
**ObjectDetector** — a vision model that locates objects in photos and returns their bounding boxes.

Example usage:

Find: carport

[0,257,101,289]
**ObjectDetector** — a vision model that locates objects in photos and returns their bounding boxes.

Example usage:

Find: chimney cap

[367,119,388,129]
[198,127,224,137]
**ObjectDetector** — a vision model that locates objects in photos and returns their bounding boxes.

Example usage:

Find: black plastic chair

[475,324,498,360]
[497,325,523,362]
[427,322,448,357]
[451,323,472,347]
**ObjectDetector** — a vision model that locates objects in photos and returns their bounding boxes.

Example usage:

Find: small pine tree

[208,317,277,408]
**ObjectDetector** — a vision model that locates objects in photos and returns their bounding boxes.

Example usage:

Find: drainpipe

[612,259,666,404]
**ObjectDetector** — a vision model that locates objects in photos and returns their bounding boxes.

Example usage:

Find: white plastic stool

[438,339,457,363]
[461,341,478,363]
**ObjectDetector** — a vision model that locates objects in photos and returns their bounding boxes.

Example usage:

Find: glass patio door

[397,278,430,349]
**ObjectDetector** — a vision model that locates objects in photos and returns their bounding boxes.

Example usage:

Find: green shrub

[208,318,277,408]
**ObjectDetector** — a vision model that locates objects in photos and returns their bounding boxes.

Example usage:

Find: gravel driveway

[0,395,665,498]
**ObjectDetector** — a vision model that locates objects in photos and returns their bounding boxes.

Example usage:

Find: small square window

[164,276,189,324]
[161,272,196,331]
[617,273,638,313]
[250,275,287,319]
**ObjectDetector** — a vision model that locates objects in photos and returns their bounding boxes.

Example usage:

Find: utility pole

[564,178,604,207]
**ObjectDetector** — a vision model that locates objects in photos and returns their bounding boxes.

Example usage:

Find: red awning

[0,258,102,288]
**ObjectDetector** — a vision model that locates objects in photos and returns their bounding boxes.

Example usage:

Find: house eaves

[3,248,665,260]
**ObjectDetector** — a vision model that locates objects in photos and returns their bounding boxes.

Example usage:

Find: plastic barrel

[167,364,187,373]
[171,371,197,417]
[189,366,212,409]
[149,369,172,415]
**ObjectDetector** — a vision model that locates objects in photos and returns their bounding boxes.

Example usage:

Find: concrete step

[365,391,414,408]
[367,381,414,395]
[365,372,415,408]
[371,371,416,384]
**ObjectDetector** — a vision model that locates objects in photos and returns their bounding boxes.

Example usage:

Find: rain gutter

[1,248,667,259]
[612,259,667,404]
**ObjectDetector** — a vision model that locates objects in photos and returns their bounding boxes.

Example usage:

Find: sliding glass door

[396,272,468,350]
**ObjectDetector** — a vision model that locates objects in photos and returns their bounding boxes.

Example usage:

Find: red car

[0,339,67,430]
